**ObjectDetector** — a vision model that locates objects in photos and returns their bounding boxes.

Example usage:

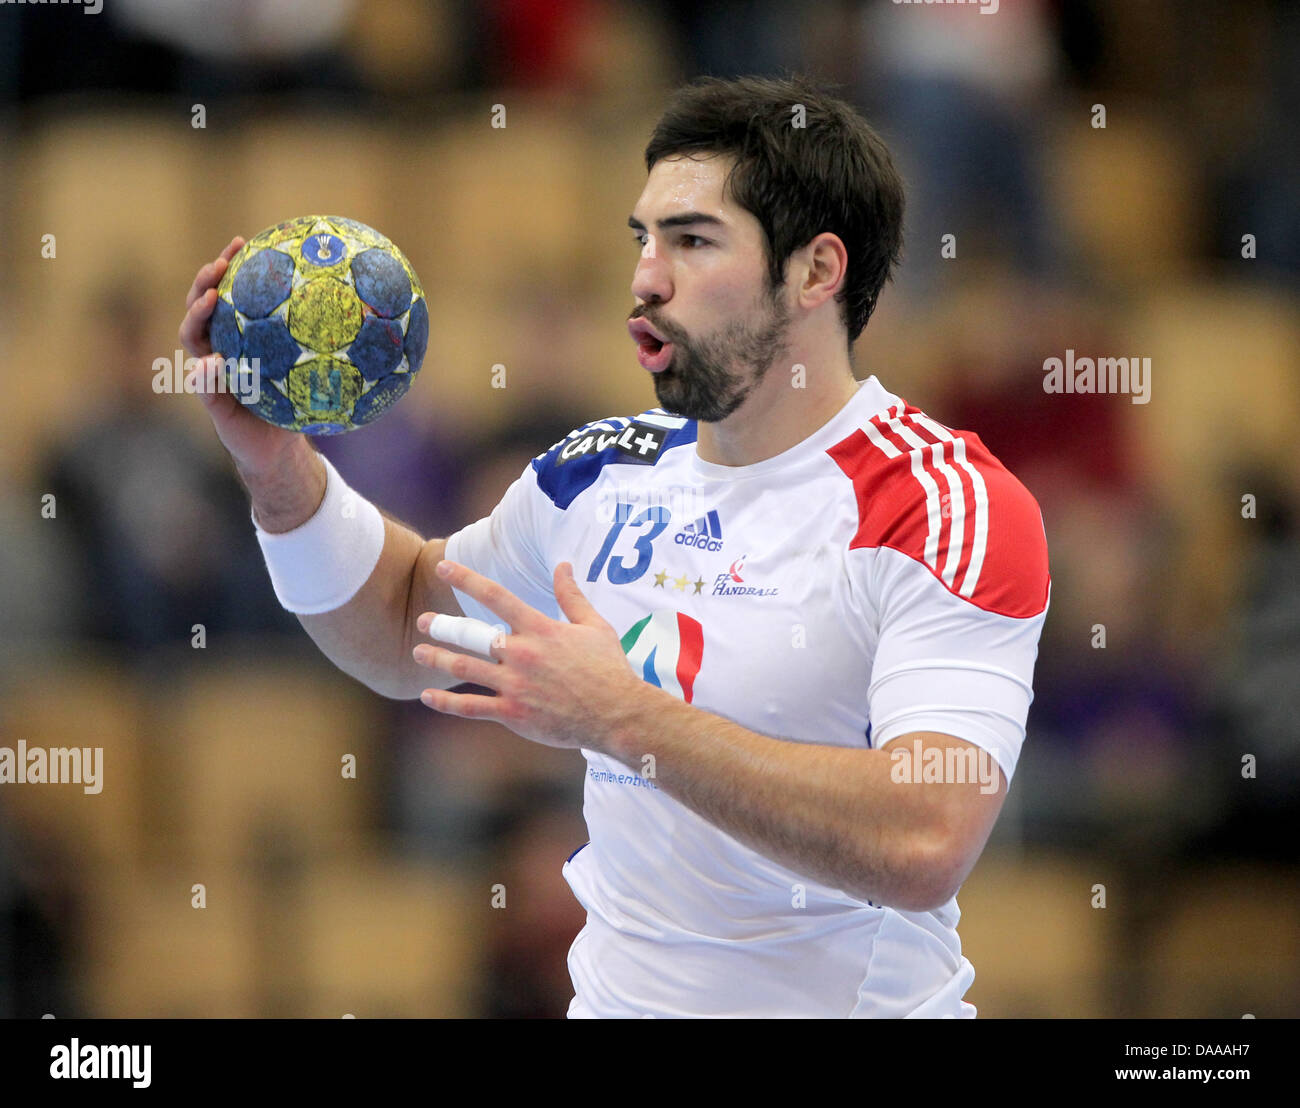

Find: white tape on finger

[429,614,504,658]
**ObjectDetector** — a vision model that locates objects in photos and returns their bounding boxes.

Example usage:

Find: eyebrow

[627,212,726,233]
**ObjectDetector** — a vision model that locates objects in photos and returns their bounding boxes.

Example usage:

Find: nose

[631,236,672,306]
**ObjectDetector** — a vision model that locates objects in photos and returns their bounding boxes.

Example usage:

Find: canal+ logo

[674,509,723,552]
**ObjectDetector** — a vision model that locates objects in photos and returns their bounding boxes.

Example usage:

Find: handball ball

[210,215,428,434]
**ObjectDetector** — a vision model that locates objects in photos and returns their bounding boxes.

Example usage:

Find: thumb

[554,562,602,625]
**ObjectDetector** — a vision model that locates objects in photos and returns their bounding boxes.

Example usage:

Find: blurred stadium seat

[959,851,1116,1017]
[157,658,379,868]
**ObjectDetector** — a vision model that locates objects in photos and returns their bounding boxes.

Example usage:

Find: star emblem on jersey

[651,568,708,594]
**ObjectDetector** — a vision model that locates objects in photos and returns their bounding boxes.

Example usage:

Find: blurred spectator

[481,0,597,91]
[858,0,1062,296]
[113,0,357,64]
[8,0,365,105]
[1209,3,1300,283]
[37,286,295,652]
[0,487,78,659]
[930,279,1142,510]
[1206,471,1300,862]
[656,0,810,80]
[112,0,368,107]
[1023,487,1209,848]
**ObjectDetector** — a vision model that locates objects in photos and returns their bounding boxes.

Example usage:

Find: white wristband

[254,455,386,614]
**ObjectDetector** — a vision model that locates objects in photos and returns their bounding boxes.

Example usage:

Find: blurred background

[0,0,1297,1018]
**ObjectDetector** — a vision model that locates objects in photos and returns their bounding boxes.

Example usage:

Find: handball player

[178,75,1049,1018]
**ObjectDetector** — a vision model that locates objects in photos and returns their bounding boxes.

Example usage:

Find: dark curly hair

[645,73,905,345]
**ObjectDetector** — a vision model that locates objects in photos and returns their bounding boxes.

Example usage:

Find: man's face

[627,154,792,423]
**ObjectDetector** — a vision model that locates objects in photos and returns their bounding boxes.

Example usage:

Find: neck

[695,351,861,467]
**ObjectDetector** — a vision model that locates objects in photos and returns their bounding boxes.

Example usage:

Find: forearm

[242,441,461,699]
[299,521,455,700]
[239,435,328,535]
[602,687,970,911]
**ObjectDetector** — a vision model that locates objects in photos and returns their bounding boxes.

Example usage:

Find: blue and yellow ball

[211,216,428,434]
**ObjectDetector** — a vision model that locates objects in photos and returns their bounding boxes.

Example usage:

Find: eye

[632,233,649,248]
[679,234,709,248]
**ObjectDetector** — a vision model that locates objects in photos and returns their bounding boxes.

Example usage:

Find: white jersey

[445,376,1050,1018]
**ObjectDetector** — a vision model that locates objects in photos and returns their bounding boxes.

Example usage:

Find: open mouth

[635,335,674,373]
[629,318,674,372]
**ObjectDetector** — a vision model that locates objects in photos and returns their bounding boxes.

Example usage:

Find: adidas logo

[674,510,723,552]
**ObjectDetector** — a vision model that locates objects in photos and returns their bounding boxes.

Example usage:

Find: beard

[634,285,792,423]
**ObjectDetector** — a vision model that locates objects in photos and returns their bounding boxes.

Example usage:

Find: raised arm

[179,237,465,699]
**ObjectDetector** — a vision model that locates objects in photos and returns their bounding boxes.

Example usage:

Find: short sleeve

[444,464,561,627]
[828,407,1050,785]
[864,546,1048,785]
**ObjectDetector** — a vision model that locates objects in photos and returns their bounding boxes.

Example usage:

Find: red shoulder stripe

[827,403,1050,618]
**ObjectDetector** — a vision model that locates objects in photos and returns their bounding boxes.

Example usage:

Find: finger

[185,263,212,311]
[185,260,219,310]
[179,288,218,356]
[185,256,228,311]
[185,353,240,417]
[184,237,244,310]
[419,612,505,657]
[412,643,504,690]
[419,685,503,721]
[183,352,219,392]
[553,562,603,626]
[433,560,548,634]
